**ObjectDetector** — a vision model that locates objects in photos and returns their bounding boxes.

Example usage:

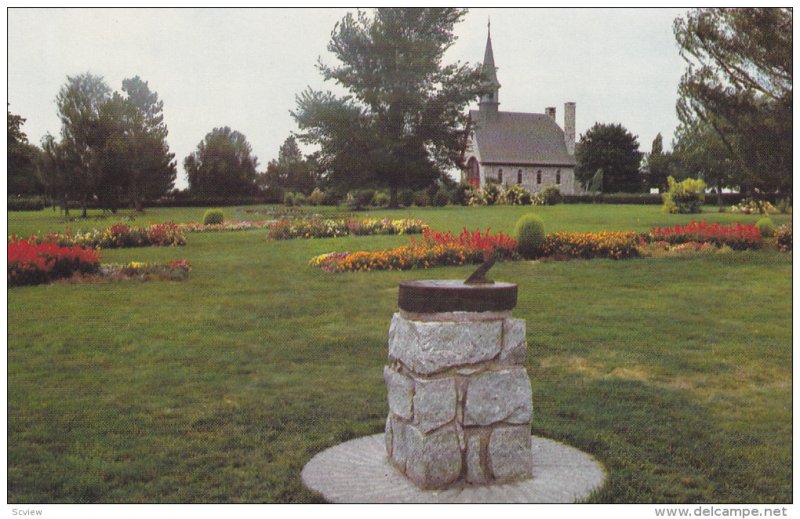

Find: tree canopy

[185,127,259,197]
[292,8,485,206]
[41,73,176,213]
[674,8,792,195]
[260,136,317,198]
[575,123,643,193]
[8,108,42,196]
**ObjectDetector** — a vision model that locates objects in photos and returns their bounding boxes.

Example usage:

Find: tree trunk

[63,194,69,217]
[389,185,399,208]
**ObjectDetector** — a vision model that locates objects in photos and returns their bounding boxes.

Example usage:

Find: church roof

[469,110,576,166]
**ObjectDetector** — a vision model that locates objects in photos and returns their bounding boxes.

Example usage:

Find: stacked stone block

[384,310,532,489]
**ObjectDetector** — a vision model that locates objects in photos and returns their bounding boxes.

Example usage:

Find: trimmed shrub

[513,214,545,259]
[8,196,46,211]
[775,224,792,251]
[308,188,325,206]
[504,185,532,205]
[202,208,224,225]
[756,217,775,237]
[731,198,777,215]
[346,189,376,210]
[482,183,501,205]
[398,189,414,207]
[542,187,563,205]
[293,193,307,206]
[373,192,390,207]
[449,182,472,206]
[322,190,343,206]
[413,190,431,207]
[283,192,296,206]
[663,176,706,213]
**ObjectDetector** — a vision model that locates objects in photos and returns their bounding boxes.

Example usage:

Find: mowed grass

[7,205,792,503]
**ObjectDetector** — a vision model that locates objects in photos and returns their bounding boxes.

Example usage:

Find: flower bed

[539,231,641,260]
[648,221,761,250]
[310,227,517,272]
[99,259,192,281]
[180,221,272,233]
[8,238,101,286]
[268,218,427,240]
[775,224,792,252]
[30,223,186,249]
[730,199,777,215]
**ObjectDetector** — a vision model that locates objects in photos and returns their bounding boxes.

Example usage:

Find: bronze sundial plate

[398,280,517,313]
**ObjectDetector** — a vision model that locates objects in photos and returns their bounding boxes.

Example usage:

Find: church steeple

[479,19,501,115]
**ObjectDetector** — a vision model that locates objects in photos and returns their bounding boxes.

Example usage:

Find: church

[463,26,579,194]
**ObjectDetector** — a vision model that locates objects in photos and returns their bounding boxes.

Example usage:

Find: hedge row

[561,193,785,205]
[8,197,46,211]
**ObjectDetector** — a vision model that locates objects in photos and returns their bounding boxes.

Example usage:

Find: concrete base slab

[301,434,606,503]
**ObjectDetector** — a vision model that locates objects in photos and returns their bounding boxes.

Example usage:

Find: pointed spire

[482,19,500,87]
[479,17,501,115]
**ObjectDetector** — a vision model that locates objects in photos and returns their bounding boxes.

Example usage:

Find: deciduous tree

[292,8,485,207]
[185,127,259,197]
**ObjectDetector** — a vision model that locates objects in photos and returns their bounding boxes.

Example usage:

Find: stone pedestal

[384,280,533,490]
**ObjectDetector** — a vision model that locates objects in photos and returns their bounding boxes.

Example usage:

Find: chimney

[564,102,576,156]
[546,107,556,121]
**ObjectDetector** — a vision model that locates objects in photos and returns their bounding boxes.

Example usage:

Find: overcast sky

[8,7,689,189]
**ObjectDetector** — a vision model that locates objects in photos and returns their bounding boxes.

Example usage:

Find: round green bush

[373,192,390,207]
[284,192,295,207]
[756,217,775,237]
[513,214,545,259]
[293,192,307,206]
[202,208,224,225]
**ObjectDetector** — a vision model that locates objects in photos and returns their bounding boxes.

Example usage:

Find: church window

[517,170,522,184]
[498,169,503,184]
[556,170,561,184]
[536,171,542,184]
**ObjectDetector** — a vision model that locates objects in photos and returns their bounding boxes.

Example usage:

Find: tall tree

[120,76,176,209]
[672,118,742,204]
[8,108,42,196]
[575,123,643,193]
[39,133,77,215]
[641,133,673,192]
[56,73,111,216]
[674,8,792,195]
[293,8,485,207]
[185,127,259,197]
[261,136,316,197]
[94,92,142,211]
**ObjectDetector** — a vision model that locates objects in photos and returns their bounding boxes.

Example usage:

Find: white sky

[8,7,689,189]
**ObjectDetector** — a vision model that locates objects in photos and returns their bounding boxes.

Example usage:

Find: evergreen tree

[575,123,643,193]
[674,8,792,195]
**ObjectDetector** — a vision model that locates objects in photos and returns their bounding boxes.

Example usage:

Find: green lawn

[7,205,792,503]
